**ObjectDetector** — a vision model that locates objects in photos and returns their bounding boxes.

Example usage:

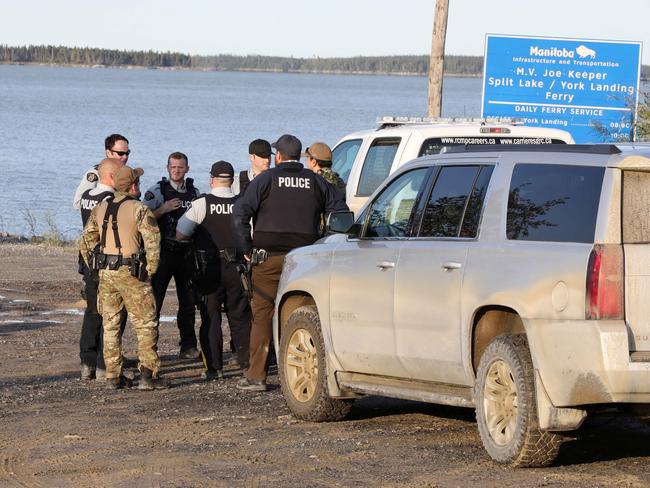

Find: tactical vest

[254,166,323,238]
[158,177,197,238]
[96,195,142,256]
[239,170,251,194]
[80,188,113,227]
[193,194,239,253]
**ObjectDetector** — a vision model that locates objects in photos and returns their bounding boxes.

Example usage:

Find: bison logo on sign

[576,45,596,59]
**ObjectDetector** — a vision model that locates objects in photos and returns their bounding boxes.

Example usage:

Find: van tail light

[586,244,624,320]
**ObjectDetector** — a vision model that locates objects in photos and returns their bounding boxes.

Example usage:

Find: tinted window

[365,168,429,238]
[507,164,604,243]
[419,166,480,237]
[460,166,494,238]
[418,137,566,157]
[331,139,362,184]
[357,138,400,197]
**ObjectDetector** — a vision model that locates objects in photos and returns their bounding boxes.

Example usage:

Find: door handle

[442,261,462,271]
[376,261,396,270]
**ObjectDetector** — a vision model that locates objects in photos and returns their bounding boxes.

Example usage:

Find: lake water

[0,65,482,237]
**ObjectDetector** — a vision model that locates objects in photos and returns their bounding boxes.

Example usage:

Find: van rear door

[621,167,650,353]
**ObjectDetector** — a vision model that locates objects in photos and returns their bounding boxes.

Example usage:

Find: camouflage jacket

[319,167,346,195]
[80,192,161,275]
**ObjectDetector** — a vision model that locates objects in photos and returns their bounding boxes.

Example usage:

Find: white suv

[273,143,650,467]
[331,117,574,215]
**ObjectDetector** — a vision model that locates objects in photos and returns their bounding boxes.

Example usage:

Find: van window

[365,168,429,238]
[623,171,650,243]
[331,139,362,184]
[419,166,491,238]
[357,138,401,197]
[418,137,566,157]
[507,164,604,243]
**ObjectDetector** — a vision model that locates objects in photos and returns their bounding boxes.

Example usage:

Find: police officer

[143,152,201,359]
[176,161,252,380]
[233,134,348,391]
[73,134,130,210]
[303,142,346,197]
[80,165,168,390]
[78,158,128,381]
[231,139,272,195]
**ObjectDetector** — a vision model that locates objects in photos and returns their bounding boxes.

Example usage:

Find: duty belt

[94,253,136,269]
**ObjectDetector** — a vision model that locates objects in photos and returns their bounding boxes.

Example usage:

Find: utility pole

[427,0,449,118]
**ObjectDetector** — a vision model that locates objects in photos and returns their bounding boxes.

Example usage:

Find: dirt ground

[1,243,650,488]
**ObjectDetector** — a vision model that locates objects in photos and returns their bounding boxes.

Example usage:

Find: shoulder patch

[147,215,158,227]
[144,191,155,201]
[86,172,98,183]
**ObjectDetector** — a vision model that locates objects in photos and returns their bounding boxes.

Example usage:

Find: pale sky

[2,0,649,64]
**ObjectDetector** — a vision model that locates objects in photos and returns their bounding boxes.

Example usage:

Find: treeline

[2,45,649,79]
[0,45,482,76]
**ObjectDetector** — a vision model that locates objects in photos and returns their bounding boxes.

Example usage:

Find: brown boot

[138,367,170,390]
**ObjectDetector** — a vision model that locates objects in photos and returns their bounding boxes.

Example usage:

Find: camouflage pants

[98,267,161,379]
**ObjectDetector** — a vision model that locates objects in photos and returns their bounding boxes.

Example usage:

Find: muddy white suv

[273,144,650,467]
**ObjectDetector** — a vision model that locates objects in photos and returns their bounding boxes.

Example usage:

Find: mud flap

[535,370,587,431]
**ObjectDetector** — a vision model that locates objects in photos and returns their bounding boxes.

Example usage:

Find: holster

[236,262,253,300]
[129,250,148,282]
[222,247,241,264]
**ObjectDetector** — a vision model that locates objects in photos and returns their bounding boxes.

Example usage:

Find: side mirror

[327,211,356,234]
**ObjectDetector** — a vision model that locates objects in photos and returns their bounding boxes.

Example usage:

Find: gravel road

[1,243,649,487]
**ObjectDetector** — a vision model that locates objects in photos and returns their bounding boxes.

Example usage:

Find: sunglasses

[110,149,131,156]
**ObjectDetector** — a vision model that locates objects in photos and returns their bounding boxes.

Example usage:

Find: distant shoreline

[0,61,483,78]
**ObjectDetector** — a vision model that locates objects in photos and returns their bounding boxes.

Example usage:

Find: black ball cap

[272,134,302,160]
[210,160,234,178]
[249,139,273,158]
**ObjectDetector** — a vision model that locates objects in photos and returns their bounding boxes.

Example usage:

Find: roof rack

[376,116,525,129]
[444,144,622,155]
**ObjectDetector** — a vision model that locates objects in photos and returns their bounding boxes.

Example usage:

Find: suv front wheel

[475,334,562,467]
[279,305,352,422]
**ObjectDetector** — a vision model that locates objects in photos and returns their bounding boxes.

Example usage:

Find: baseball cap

[272,134,302,160]
[210,160,235,178]
[248,139,273,158]
[302,142,332,162]
[113,165,144,192]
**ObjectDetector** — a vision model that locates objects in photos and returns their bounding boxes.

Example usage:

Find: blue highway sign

[482,35,642,143]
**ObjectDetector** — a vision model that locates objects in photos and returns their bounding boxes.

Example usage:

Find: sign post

[482,35,642,143]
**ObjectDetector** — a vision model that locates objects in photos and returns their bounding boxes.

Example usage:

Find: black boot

[138,367,170,390]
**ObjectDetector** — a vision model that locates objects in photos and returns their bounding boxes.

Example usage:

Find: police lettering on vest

[209,203,234,215]
[278,176,311,189]
[158,177,198,238]
[80,189,113,227]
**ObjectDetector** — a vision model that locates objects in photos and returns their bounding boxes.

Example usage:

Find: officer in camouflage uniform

[81,165,168,390]
[303,142,346,197]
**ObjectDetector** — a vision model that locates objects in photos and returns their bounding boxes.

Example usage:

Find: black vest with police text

[193,194,239,253]
[158,177,197,238]
[253,165,323,248]
[80,189,113,227]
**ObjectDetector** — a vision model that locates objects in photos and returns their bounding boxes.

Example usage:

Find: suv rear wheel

[279,305,352,422]
[475,334,562,467]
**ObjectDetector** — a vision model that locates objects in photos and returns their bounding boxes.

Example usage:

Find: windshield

[331,139,362,183]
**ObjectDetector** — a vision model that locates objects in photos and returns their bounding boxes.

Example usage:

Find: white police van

[332,117,575,214]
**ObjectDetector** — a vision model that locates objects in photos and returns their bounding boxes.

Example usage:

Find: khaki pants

[246,255,285,382]
[98,267,161,379]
